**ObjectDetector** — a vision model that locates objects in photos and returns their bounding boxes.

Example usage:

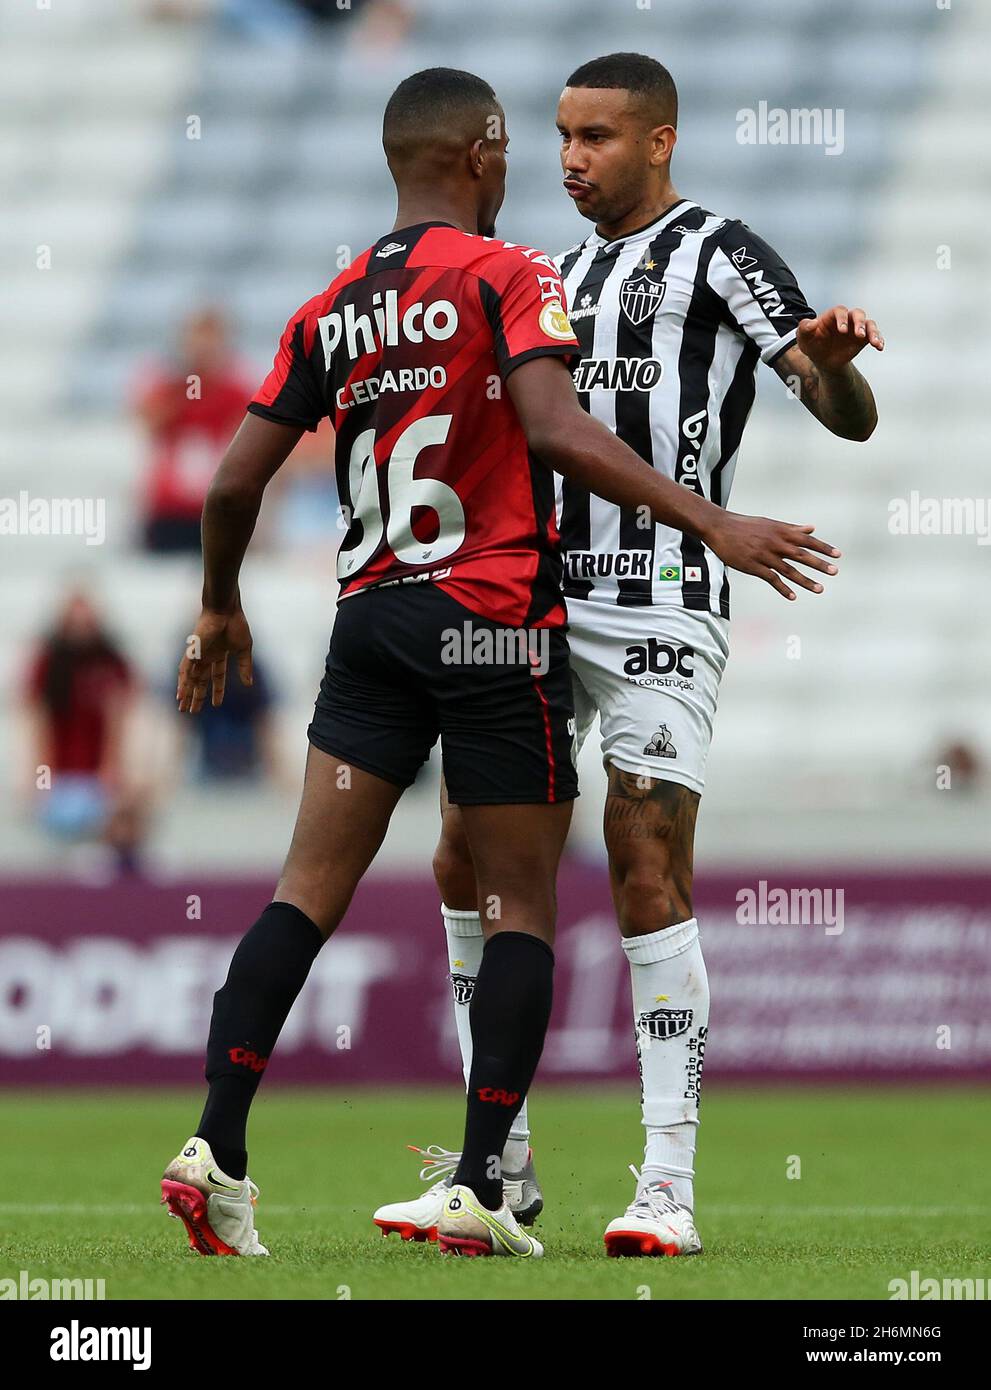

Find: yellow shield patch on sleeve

[538,299,575,342]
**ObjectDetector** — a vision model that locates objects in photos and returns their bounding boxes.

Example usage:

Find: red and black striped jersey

[248,222,579,628]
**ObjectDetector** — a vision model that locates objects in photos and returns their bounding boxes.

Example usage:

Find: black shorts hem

[305,729,416,790]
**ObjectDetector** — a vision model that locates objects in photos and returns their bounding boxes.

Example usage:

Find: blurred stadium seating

[1,0,988,875]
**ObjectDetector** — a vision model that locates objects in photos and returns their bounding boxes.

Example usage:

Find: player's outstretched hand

[177,605,254,714]
[796,305,883,370]
[706,513,840,601]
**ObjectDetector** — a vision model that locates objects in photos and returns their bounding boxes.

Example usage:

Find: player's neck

[393,196,477,237]
[595,185,682,243]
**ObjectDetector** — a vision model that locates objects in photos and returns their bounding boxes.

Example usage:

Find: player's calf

[604,769,708,1218]
[605,766,699,935]
[431,787,477,913]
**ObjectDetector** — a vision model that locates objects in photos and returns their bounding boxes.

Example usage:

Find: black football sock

[454,931,554,1210]
[196,901,324,1179]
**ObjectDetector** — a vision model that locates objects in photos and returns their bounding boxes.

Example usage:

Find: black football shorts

[307,582,578,805]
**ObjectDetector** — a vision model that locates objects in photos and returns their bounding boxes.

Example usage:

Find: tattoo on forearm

[795,360,877,440]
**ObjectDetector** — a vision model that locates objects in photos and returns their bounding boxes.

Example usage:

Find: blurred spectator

[207,0,412,46]
[293,0,366,17]
[351,0,414,56]
[144,0,211,22]
[214,0,366,39]
[133,308,252,555]
[172,644,283,785]
[21,590,147,872]
[935,740,984,794]
[268,417,341,559]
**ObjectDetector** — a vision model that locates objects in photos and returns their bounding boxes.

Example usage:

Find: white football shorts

[566,597,730,794]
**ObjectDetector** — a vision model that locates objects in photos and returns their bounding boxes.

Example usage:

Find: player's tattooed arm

[603,767,699,928]
[177,413,303,714]
[775,306,883,441]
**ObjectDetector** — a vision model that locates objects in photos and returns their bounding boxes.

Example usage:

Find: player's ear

[469,137,485,178]
[649,124,677,168]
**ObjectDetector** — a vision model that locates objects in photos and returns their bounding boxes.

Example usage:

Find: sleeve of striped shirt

[481,250,580,381]
[707,222,816,365]
[248,308,325,432]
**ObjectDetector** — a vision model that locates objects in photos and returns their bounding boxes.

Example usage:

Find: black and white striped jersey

[554,198,815,616]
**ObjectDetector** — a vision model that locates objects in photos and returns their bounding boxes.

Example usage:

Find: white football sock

[621,918,709,1212]
[442,903,531,1169]
[443,904,483,1088]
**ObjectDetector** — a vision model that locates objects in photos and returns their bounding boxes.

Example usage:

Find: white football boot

[603,1164,703,1257]
[161,1136,269,1256]
[373,1143,543,1242]
[437,1183,543,1258]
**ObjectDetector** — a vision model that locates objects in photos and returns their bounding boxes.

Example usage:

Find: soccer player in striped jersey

[160,66,839,1260]
[376,53,881,1256]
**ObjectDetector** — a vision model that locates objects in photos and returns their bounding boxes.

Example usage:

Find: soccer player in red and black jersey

[160,68,840,1259]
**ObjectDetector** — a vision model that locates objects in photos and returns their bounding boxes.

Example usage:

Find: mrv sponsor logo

[727,248,793,319]
[50,1320,150,1371]
[623,640,695,690]
[572,357,663,393]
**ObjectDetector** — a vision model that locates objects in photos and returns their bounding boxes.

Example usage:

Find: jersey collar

[585,199,698,255]
[390,220,461,235]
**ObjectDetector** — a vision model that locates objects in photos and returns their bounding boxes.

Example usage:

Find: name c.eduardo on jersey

[248,222,579,628]
[555,198,817,617]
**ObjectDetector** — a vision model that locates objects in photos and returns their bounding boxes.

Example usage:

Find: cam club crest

[620,255,667,326]
[637,1007,694,1041]
[451,973,475,1006]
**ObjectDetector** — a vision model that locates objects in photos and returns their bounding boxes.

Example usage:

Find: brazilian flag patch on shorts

[658,566,681,581]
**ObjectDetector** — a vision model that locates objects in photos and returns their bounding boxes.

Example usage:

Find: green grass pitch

[2,1086,988,1301]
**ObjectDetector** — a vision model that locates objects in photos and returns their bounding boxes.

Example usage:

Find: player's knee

[432,822,477,910]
